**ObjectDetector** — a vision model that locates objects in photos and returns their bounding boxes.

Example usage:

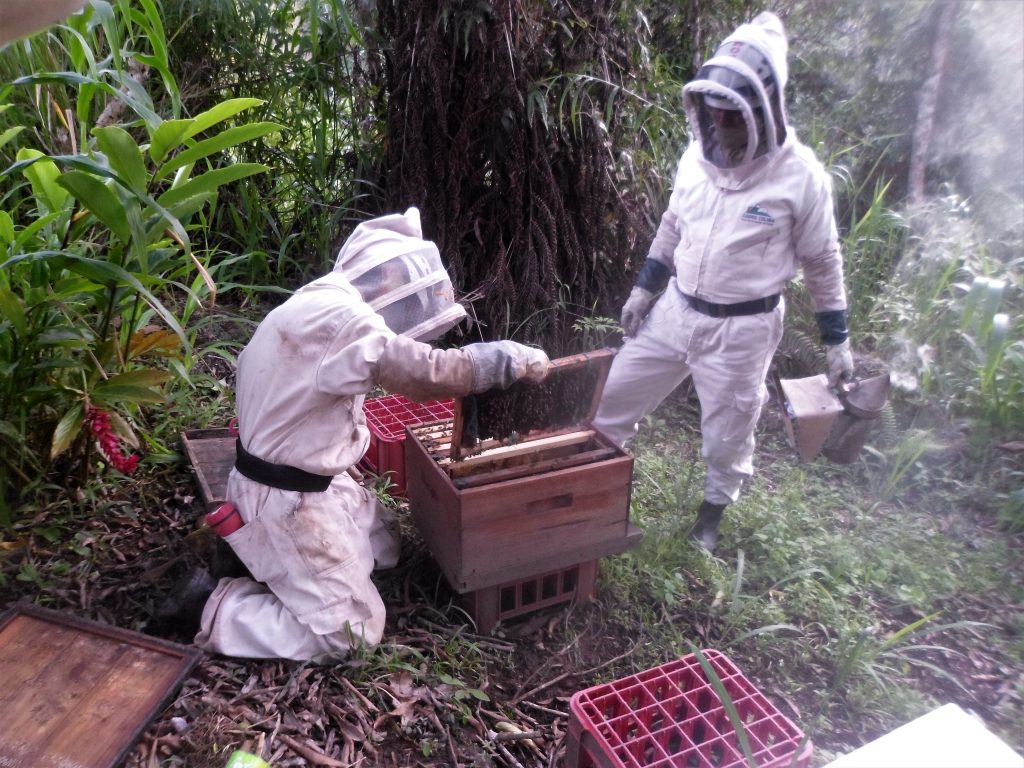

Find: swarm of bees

[463,365,599,445]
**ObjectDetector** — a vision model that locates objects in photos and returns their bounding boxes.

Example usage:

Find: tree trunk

[908,1,958,204]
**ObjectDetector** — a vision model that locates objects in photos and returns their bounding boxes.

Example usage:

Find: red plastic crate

[465,559,598,632]
[361,395,454,497]
[567,650,812,768]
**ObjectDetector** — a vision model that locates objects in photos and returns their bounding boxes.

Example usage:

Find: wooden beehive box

[405,349,642,593]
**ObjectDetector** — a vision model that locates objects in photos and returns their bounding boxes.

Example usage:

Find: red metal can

[206,502,243,537]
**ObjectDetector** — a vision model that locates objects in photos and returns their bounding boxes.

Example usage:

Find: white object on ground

[825,703,1023,768]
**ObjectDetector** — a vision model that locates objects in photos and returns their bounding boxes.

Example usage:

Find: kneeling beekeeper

[180,209,550,661]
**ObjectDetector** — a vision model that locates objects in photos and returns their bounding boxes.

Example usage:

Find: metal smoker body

[778,373,890,463]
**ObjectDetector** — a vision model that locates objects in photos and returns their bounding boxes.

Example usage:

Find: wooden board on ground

[0,604,201,768]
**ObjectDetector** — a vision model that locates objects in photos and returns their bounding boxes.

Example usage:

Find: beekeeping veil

[334,208,467,341]
[682,12,789,169]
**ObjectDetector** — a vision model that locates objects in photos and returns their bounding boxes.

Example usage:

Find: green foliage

[868,196,1024,431]
[160,0,387,283]
[0,1,276,513]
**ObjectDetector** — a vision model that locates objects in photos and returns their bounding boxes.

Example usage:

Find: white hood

[682,12,792,186]
[308,208,467,342]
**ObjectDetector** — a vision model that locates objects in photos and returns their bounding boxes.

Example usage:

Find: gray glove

[620,286,656,337]
[465,340,550,392]
[826,339,854,387]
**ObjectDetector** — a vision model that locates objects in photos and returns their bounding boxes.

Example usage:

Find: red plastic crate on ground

[361,395,453,497]
[567,650,812,768]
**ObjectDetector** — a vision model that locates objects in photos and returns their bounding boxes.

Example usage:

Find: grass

[590,388,1023,762]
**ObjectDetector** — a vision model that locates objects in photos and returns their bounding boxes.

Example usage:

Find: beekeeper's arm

[795,165,853,387]
[377,335,550,403]
[0,0,87,46]
[619,158,685,336]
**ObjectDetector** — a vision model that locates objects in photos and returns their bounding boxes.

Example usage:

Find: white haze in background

[947,3,1024,226]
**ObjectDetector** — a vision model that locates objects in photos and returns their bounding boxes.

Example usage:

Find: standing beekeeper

[188,208,549,660]
[592,12,853,553]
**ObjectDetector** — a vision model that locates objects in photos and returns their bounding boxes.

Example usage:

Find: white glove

[620,286,655,337]
[466,340,550,392]
[826,339,854,387]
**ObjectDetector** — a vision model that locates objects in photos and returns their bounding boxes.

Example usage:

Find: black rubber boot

[210,537,252,580]
[155,566,217,636]
[688,501,727,553]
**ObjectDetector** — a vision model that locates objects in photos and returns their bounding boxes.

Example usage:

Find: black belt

[234,439,333,493]
[683,292,780,318]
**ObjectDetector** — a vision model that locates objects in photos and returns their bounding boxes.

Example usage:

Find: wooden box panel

[180,427,235,508]
[0,605,201,768]
[406,427,639,593]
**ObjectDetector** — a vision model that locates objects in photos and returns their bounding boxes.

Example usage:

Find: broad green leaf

[0,127,25,152]
[13,212,62,248]
[130,2,178,114]
[157,164,269,208]
[92,382,167,405]
[90,1,116,26]
[3,153,117,183]
[149,119,194,165]
[184,98,265,141]
[156,123,283,180]
[107,69,160,128]
[32,359,83,372]
[0,211,13,245]
[16,149,68,213]
[0,287,28,337]
[90,2,118,64]
[97,369,174,390]
[139,192,190,255]
[145,192,211,239]
[93,127,148,194]
[133,0,168,57]
[57,171,131,242]
[36,327,91,346]
[56,254,122,285]
[56,254,191,350]
[0,420,24,441]
[13,73,160,127]
[116,184,148,261]
[51,402,86,460]
[13,72,94,88]
[64,23,97,78]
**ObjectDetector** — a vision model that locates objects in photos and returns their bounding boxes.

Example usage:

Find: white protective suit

[196,208,549,660]
[593,12,848,507]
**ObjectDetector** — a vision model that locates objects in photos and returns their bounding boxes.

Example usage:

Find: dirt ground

[1,386,1021,767]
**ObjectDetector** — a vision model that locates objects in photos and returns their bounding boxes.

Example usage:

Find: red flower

[86,407,140,474]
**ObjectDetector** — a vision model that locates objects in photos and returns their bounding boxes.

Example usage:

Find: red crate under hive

[360,395,454,497]
[567,650,812,768]
[464,559,598,633]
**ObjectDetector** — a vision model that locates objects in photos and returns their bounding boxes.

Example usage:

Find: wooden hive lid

[0,604,201,768]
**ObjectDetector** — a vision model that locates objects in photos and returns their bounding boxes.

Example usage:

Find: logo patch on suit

[741,204,775,226]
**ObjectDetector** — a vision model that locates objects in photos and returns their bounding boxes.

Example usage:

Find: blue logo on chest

[741,204,775,226]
